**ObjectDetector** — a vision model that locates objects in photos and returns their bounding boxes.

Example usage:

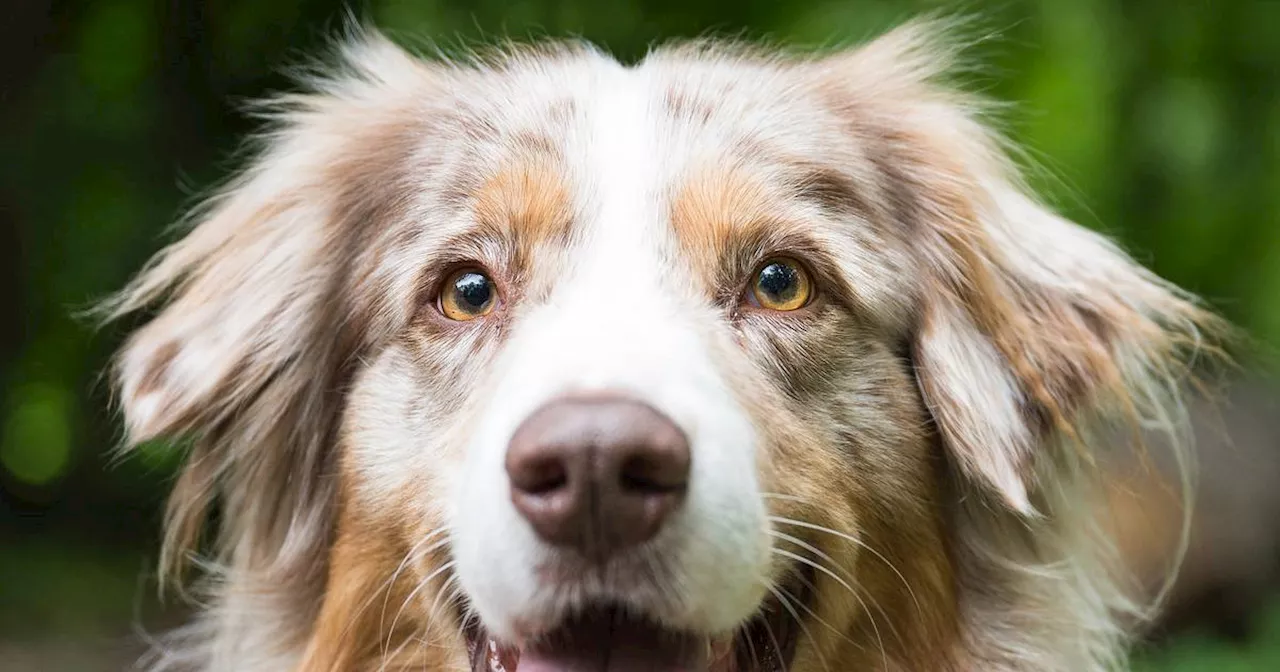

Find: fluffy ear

[100,31,439,579]
[906,189,1209,515]
[819,22,1219,514]
[108,33,435,444]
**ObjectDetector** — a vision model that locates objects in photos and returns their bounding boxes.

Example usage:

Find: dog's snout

[506,396,690,559]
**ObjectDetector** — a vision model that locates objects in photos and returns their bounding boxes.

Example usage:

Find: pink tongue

[517,613,707,672]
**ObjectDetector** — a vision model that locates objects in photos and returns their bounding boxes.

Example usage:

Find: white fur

[450,63,769,641]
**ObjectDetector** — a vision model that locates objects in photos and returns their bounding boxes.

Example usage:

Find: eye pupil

[749,258,811,311]
[454,272,492,309]
[439,269,497,321]
[757,263,798,301]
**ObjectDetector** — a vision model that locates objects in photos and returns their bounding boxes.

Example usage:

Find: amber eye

[750,258,812,311]
[439,269,497,321]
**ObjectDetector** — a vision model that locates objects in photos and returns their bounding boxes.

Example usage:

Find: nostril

[619,452,690,494]
[511,454,569,495]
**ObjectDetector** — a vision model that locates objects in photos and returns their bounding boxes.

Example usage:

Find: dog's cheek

[303,477,467,671]
[340,339,495,521]
[332,342,499,662]
[342,347,438,501]
[746,321,959,668]
[829,349,961,667]
[728,322,860,568]
[750,400,867,669]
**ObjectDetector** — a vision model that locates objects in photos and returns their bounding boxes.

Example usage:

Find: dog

[102,19,1223,672]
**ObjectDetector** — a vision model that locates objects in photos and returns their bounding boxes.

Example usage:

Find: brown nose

[506,396,690,561]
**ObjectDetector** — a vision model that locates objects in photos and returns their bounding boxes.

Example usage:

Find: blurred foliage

[1134,604,1280,672]
[1,0,1278,669]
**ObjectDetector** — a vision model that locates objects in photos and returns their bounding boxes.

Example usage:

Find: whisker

[336,531,448,662]
[742,623,760,671]
[768,530,902,644]
[380,560,456,672]
[769,530,856,585]
[392,578,463,671]
[426,575,463,627]
[399,575,462,660]
[770,547,887,667]
[765,582,830,672]
[758,601,787,670]
[376,532,452,661]
[770,560,869,652]
[769,515,922,617]
[770,547,858,601]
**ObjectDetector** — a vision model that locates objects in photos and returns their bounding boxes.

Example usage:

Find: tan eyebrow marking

[670,165,775,274]
[473,153,575,253]
[669,163,877,316]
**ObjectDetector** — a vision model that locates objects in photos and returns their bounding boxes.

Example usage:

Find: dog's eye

[439,269,497,321]
[750,259,812,311]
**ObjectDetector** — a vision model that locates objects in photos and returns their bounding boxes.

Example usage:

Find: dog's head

[107,21,1217,672]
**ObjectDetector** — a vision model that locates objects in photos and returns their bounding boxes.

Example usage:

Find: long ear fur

[99,31,440,668]
[817,20,1221,514]
[816,21,1228,669]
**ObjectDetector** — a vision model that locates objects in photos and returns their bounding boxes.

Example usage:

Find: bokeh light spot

[1,382,75,486]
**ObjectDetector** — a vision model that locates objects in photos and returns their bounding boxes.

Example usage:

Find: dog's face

[340,40,943,671]
[109,22,1212,672]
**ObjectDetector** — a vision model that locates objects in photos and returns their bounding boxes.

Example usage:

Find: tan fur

[474,157,575,253]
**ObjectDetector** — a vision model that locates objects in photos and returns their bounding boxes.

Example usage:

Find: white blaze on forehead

[449,63,770,639]
[587,64,661,254]
[478,66,706,423]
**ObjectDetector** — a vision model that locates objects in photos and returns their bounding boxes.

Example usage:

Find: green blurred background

[2,0,1280,669]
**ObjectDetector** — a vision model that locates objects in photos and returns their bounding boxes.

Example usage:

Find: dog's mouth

[463,569,808,672]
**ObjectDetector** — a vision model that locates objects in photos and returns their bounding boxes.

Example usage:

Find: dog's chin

[461,567,809,672]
